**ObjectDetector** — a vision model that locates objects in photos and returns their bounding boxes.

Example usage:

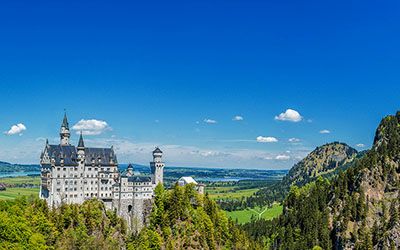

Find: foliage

[242,112,400,249]
[0,197,126,249]
[127,183,261,249]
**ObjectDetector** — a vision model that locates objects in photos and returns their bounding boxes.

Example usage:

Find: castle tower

[77,131,85,158]
[150,147,165,186]
[126,164,134,177]
[60,112,70,146]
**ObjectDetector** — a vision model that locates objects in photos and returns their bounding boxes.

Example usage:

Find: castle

[39,113,164,231]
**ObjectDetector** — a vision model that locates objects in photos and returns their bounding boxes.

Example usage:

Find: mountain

[0,161,40,173]
[243,111,400,249]
[246,143,359,209]
[282,142,358,187]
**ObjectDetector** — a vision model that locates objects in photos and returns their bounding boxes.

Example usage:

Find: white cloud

[288,138,301,143]
[319,129,331,134]
[356,143,365,148]
[232,115,244,121]
[275,154,291,160]
[204,119,217,124]
[256,136,278,143]
[4,123,26,136]
[275,109,303,122]
[72,119,111,135]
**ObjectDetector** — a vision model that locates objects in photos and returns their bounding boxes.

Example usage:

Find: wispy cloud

[356,143,365,148]
[232,115,244,121]
[275,109,303,122]
[4,123,26,136]
[72,119,111,135]
[288,138,301,143]
[204,118,217,124]
[256,136,278,143]
[275,154,290,160]
[319,129,331,134]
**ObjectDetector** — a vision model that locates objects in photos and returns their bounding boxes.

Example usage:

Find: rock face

[282,142,358,188]
[330,112,400,249]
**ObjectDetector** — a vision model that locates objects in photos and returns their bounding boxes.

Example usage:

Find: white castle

[39,113,164,231]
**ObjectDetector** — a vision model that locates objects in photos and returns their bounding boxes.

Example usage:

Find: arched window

[128,205,132,213]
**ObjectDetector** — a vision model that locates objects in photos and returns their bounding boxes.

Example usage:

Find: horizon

[1,1,400,169]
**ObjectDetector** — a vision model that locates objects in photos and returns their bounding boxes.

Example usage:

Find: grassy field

[0,176,40,185]
[225,203,283,224]
[206,186,259,199]
[0,176,40,200]
[0,187,39,200]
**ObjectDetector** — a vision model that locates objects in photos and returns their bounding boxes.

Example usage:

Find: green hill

[243,111,400,249]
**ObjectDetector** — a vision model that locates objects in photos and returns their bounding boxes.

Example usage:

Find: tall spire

[78,131,85,148]
[62,112,69,129]
[60,112,71,146]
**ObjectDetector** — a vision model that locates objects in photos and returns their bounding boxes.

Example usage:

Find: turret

[77,132,85,159]
[150,147,165,186]
[60,112,70,146]
[126,164,134,177]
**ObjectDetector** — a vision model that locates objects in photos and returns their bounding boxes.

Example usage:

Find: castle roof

[43,144,117,166]
[62,113,69,129]
[125,176,152,183]
[178,176,198,185]
[77,132,85,148]
[153,147,163,154]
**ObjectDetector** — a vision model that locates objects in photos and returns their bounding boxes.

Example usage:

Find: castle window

[128,205,132,212]
[88,168,91,171]
[63,168,66,171]
[57,168,60,171]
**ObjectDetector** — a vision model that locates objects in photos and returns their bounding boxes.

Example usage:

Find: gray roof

[84,147,117,165]
[46,145,78,166]
[62,113,69,129]
[43,144,117,166]
[127,176,152,183]
[78,132,85,148]
[153,147,162,154]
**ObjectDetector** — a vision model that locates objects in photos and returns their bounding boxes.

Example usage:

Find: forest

[0,184,260,250]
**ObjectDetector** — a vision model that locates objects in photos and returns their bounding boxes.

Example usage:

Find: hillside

[243,111,400,249]
[128,184,261,249]
[281,142,358,187]
[243,142,359,209]
[0,161,40,173]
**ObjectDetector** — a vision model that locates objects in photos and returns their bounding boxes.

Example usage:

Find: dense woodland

[242,112,400,249]
[0,184,259,249]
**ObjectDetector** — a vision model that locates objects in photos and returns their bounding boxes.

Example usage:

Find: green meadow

[0,187,39,200]
[0,176,40,200]
[225,203,283,224]
[206,186,259,199]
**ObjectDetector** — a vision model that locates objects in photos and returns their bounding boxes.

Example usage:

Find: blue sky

[1,0,400,168]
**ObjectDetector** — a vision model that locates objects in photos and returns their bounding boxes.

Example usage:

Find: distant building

[177,176,205,194]
[39,113,165,231]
